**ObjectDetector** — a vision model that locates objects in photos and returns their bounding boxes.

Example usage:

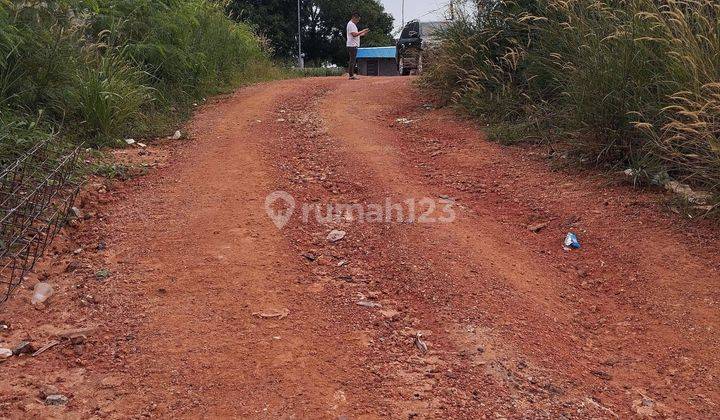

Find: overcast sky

[380,0,449,32]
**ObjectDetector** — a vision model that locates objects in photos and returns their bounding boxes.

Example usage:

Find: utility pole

[297,0,304,68]
[401,0,405,28]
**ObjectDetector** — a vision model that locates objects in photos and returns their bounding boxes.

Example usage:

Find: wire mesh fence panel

[0,138,81,304]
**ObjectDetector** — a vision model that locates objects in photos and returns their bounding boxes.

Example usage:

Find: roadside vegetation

[422,0,720,202]
[0,0,284,163]
[225,0,394,66]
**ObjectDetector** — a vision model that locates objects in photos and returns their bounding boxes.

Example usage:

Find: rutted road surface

[3,77,720,417]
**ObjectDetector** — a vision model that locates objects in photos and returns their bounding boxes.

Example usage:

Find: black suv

[396,20,449,76]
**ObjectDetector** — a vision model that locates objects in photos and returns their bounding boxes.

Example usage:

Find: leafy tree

[224,0,306,59]
[225,0,394,66]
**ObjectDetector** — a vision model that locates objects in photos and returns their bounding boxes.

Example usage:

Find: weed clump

[422,0,720,195]
[0,0,276,159]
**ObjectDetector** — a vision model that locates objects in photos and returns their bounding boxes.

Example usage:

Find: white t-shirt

[347,21,360,47]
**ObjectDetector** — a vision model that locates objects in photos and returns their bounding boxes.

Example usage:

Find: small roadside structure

[356,47,398,76]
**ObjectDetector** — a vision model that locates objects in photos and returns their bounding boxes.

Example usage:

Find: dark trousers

[347,47,358,77]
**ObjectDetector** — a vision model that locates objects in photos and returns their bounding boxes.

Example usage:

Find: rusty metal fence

[0,139,81,303]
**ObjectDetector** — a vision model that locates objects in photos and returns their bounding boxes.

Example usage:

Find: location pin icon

[264,191,296,229]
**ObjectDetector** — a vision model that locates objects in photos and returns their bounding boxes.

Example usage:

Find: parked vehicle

[396,20,449,76]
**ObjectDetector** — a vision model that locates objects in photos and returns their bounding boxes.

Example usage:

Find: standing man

[347,12,369,80]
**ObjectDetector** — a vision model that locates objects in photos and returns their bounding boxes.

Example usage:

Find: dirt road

[3,77,720,418]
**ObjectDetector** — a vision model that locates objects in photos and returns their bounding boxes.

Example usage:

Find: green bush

[61,53,151,142]
[422,0,720,193]
[0,0,277,158]
[0,112,48,165]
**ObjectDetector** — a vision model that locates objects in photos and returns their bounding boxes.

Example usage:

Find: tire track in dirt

[312,78,608,417]
[314,77,720,417]
[4,76,719,418]
[260,78,605,417]
[261,78,514,418]
[94,80,385,417]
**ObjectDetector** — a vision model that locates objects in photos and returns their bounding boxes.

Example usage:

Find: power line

[415,1,452,20]
[404,0,453,25]
[393,0,453,36]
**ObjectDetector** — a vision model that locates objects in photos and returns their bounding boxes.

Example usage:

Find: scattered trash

[528,221,549,233]
[45,394,69,406]
[356,299,382,308]
[623,168,636,177]
[31,282,53,305]
[337,260,348,267]
[12,341,35,356]
[137,142,147,148]
[32,340,60,357]
[664,180,712,205]
[252,309,289,320]
[302,252,316,261]
[0,348,12,360]
[563,232,581,250]
[423,103,434,110]
[414,333,428,353]
[171,130,182,140]
[276,118,286,122]
[124,138,136,145]
[327,230,346,243]
[395,117,414,125]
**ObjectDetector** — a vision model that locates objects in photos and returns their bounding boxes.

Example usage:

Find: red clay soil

[1,77,719,418]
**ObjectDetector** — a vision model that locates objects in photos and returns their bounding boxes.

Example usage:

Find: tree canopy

[225,0,394,66]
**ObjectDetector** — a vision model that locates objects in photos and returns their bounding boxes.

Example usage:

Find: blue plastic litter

[564,232,581,250]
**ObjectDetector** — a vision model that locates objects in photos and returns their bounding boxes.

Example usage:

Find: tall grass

[0,0,277,160]
[423,0,720,194]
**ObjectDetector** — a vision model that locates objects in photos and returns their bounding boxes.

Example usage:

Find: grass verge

[421,0,720,200]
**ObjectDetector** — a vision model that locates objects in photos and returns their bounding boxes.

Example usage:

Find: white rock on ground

[327,230,346,243]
